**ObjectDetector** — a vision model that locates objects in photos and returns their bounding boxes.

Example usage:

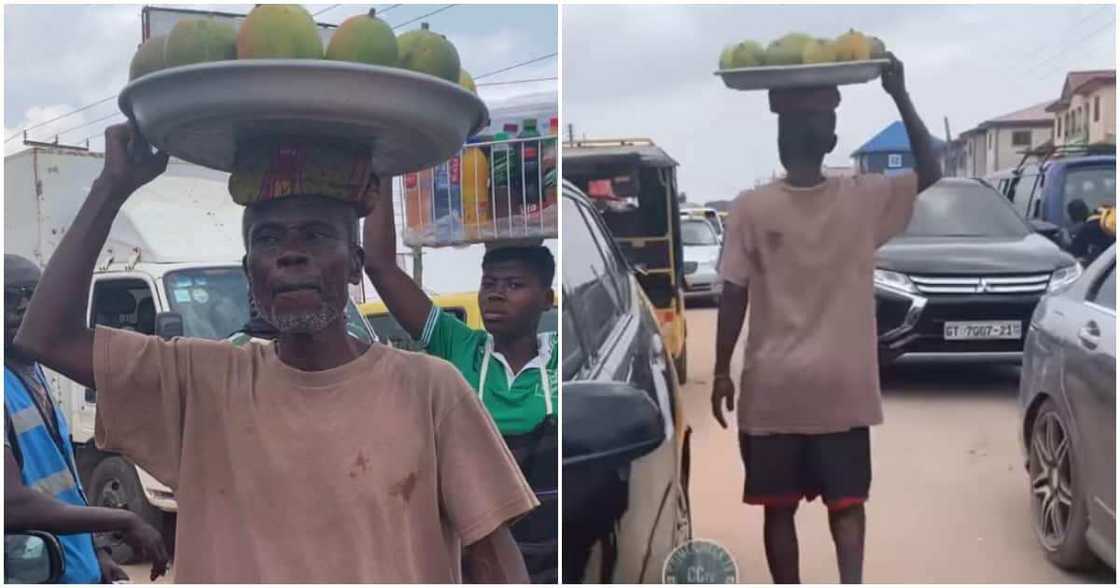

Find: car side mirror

[4,531,65,584]
[154,311,184,340]
[562,381,665,469]
[1029,219,1062,242]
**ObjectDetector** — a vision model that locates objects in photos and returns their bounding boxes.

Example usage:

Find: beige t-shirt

[93,327,538,583]
[718,172,919,435]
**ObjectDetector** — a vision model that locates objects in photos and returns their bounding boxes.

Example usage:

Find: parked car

[681,207,724,240]
[987,151,1115,248]
[360,293,556,351]
[561,183,691,583]
[875,178,1081,364]
[1018,244,1115,571]
[680,217,723,304]
[4,532,64,583]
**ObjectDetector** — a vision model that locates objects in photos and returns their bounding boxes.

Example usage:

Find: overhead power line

[1007,6,1114,76]
[1028,17,1117,80]
[312,4,341,17]
[5,95,115,143]
[378,4,403,15]
[392,5,455,30]
[474,52,557,80]
[476,76,557,87]
[50,111,122,141]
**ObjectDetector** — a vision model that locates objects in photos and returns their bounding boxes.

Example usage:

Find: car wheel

[90,457,165,565]
[1028,399,1099,571]
[674,343,688,384]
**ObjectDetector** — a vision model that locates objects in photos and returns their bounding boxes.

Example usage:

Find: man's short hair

[482,246,555,288]
[240,196,360,248]
[4,254,41,286]
[1067,199,1091,223]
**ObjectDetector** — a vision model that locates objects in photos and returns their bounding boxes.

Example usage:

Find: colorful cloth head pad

[229,136,378,214]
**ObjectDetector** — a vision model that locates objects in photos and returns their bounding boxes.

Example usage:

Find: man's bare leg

[828,504,865,584]
[763,505,800,584]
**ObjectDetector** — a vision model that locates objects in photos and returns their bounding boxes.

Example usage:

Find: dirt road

[680,305,1115,584]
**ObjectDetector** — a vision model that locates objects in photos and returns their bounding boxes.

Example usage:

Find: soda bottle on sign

[541,116,559,210]
[431,157,463,242]
[461,146,491,238]
[404,169,434,235]
[518,119,542,224]
[492,127,522,226]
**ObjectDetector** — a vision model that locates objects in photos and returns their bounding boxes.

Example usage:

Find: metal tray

[716,59,889,91]
[119,60,488,177]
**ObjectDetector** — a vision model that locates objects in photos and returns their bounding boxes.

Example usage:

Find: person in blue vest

[4,254,169,583]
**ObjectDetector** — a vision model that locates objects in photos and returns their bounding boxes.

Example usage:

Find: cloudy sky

[563,4,1116,203]
[4,3,557,154]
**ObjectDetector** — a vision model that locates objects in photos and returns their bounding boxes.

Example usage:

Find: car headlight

[1048,264,1082,292]
[874,269,917,293]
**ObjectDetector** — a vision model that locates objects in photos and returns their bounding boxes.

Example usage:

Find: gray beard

[264,304,343,334]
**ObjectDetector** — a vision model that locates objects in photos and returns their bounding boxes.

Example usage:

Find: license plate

[943,321,1022,340]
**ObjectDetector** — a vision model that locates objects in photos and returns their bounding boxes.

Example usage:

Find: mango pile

[718,29,887,69]
[129,5,477,93]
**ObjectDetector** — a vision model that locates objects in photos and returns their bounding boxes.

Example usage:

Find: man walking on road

[711,55,941,583]
[14,125,536,583]
[5,254,168,583]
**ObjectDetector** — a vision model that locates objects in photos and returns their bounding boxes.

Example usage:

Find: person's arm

[712,282,747,429]
[13,125,168,388]
[362,181,434,341]
[712,198,752,428]
[4,449,169,579]
[883,53,941,193]
[462,525,529,583]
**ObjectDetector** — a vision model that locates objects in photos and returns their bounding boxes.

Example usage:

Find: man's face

[4,280,36,350]
[242,197,361,335]
[478,259,552,338]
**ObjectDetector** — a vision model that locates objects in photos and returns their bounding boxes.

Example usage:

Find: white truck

[5,145,377,561]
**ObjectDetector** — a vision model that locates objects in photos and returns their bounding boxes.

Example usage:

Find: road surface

[680,304,1114,584]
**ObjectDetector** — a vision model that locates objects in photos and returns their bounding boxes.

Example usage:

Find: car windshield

[682,219,719,245]
[902,181,1031,238]
[163,268,251,339]
[1063,166,1116,223]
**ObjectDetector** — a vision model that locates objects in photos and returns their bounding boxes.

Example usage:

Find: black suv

[561,181,691,583]
[876,178,1080,364]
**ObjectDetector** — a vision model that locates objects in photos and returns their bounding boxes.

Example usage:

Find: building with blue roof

[851,121,946,175]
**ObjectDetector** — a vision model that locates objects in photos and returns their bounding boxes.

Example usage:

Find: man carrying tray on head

[14,126,536,583]
[711,54,941,584]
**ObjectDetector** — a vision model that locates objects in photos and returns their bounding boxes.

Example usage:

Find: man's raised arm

[883,53,941,192]
[14,125,168,388]
[362,181,434,341]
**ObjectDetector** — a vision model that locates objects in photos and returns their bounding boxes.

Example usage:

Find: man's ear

[350,246,366,285]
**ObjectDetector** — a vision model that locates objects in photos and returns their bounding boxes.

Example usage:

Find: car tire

[1028,399,1100,571]
[90,457,165,565]
[674,343,688,384]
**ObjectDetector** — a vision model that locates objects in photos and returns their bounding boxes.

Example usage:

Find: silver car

[681,218,722,303]
[1019,244,1115,571]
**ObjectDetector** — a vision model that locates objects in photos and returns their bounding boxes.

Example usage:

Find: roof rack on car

[564,137,657,148]
[1012,142,1116,174]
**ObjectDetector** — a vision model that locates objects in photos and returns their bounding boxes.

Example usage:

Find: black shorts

[739,427,871,511]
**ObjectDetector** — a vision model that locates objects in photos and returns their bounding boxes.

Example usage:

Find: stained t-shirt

[92,327,537,583]
[718,172,919,435]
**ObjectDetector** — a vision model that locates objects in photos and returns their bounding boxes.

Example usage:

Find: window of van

[1063,166,1116,224]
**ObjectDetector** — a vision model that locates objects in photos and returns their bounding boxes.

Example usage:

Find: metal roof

[562,138,679,169]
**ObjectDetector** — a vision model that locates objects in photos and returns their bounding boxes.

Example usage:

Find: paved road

[680,305,1115,584]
